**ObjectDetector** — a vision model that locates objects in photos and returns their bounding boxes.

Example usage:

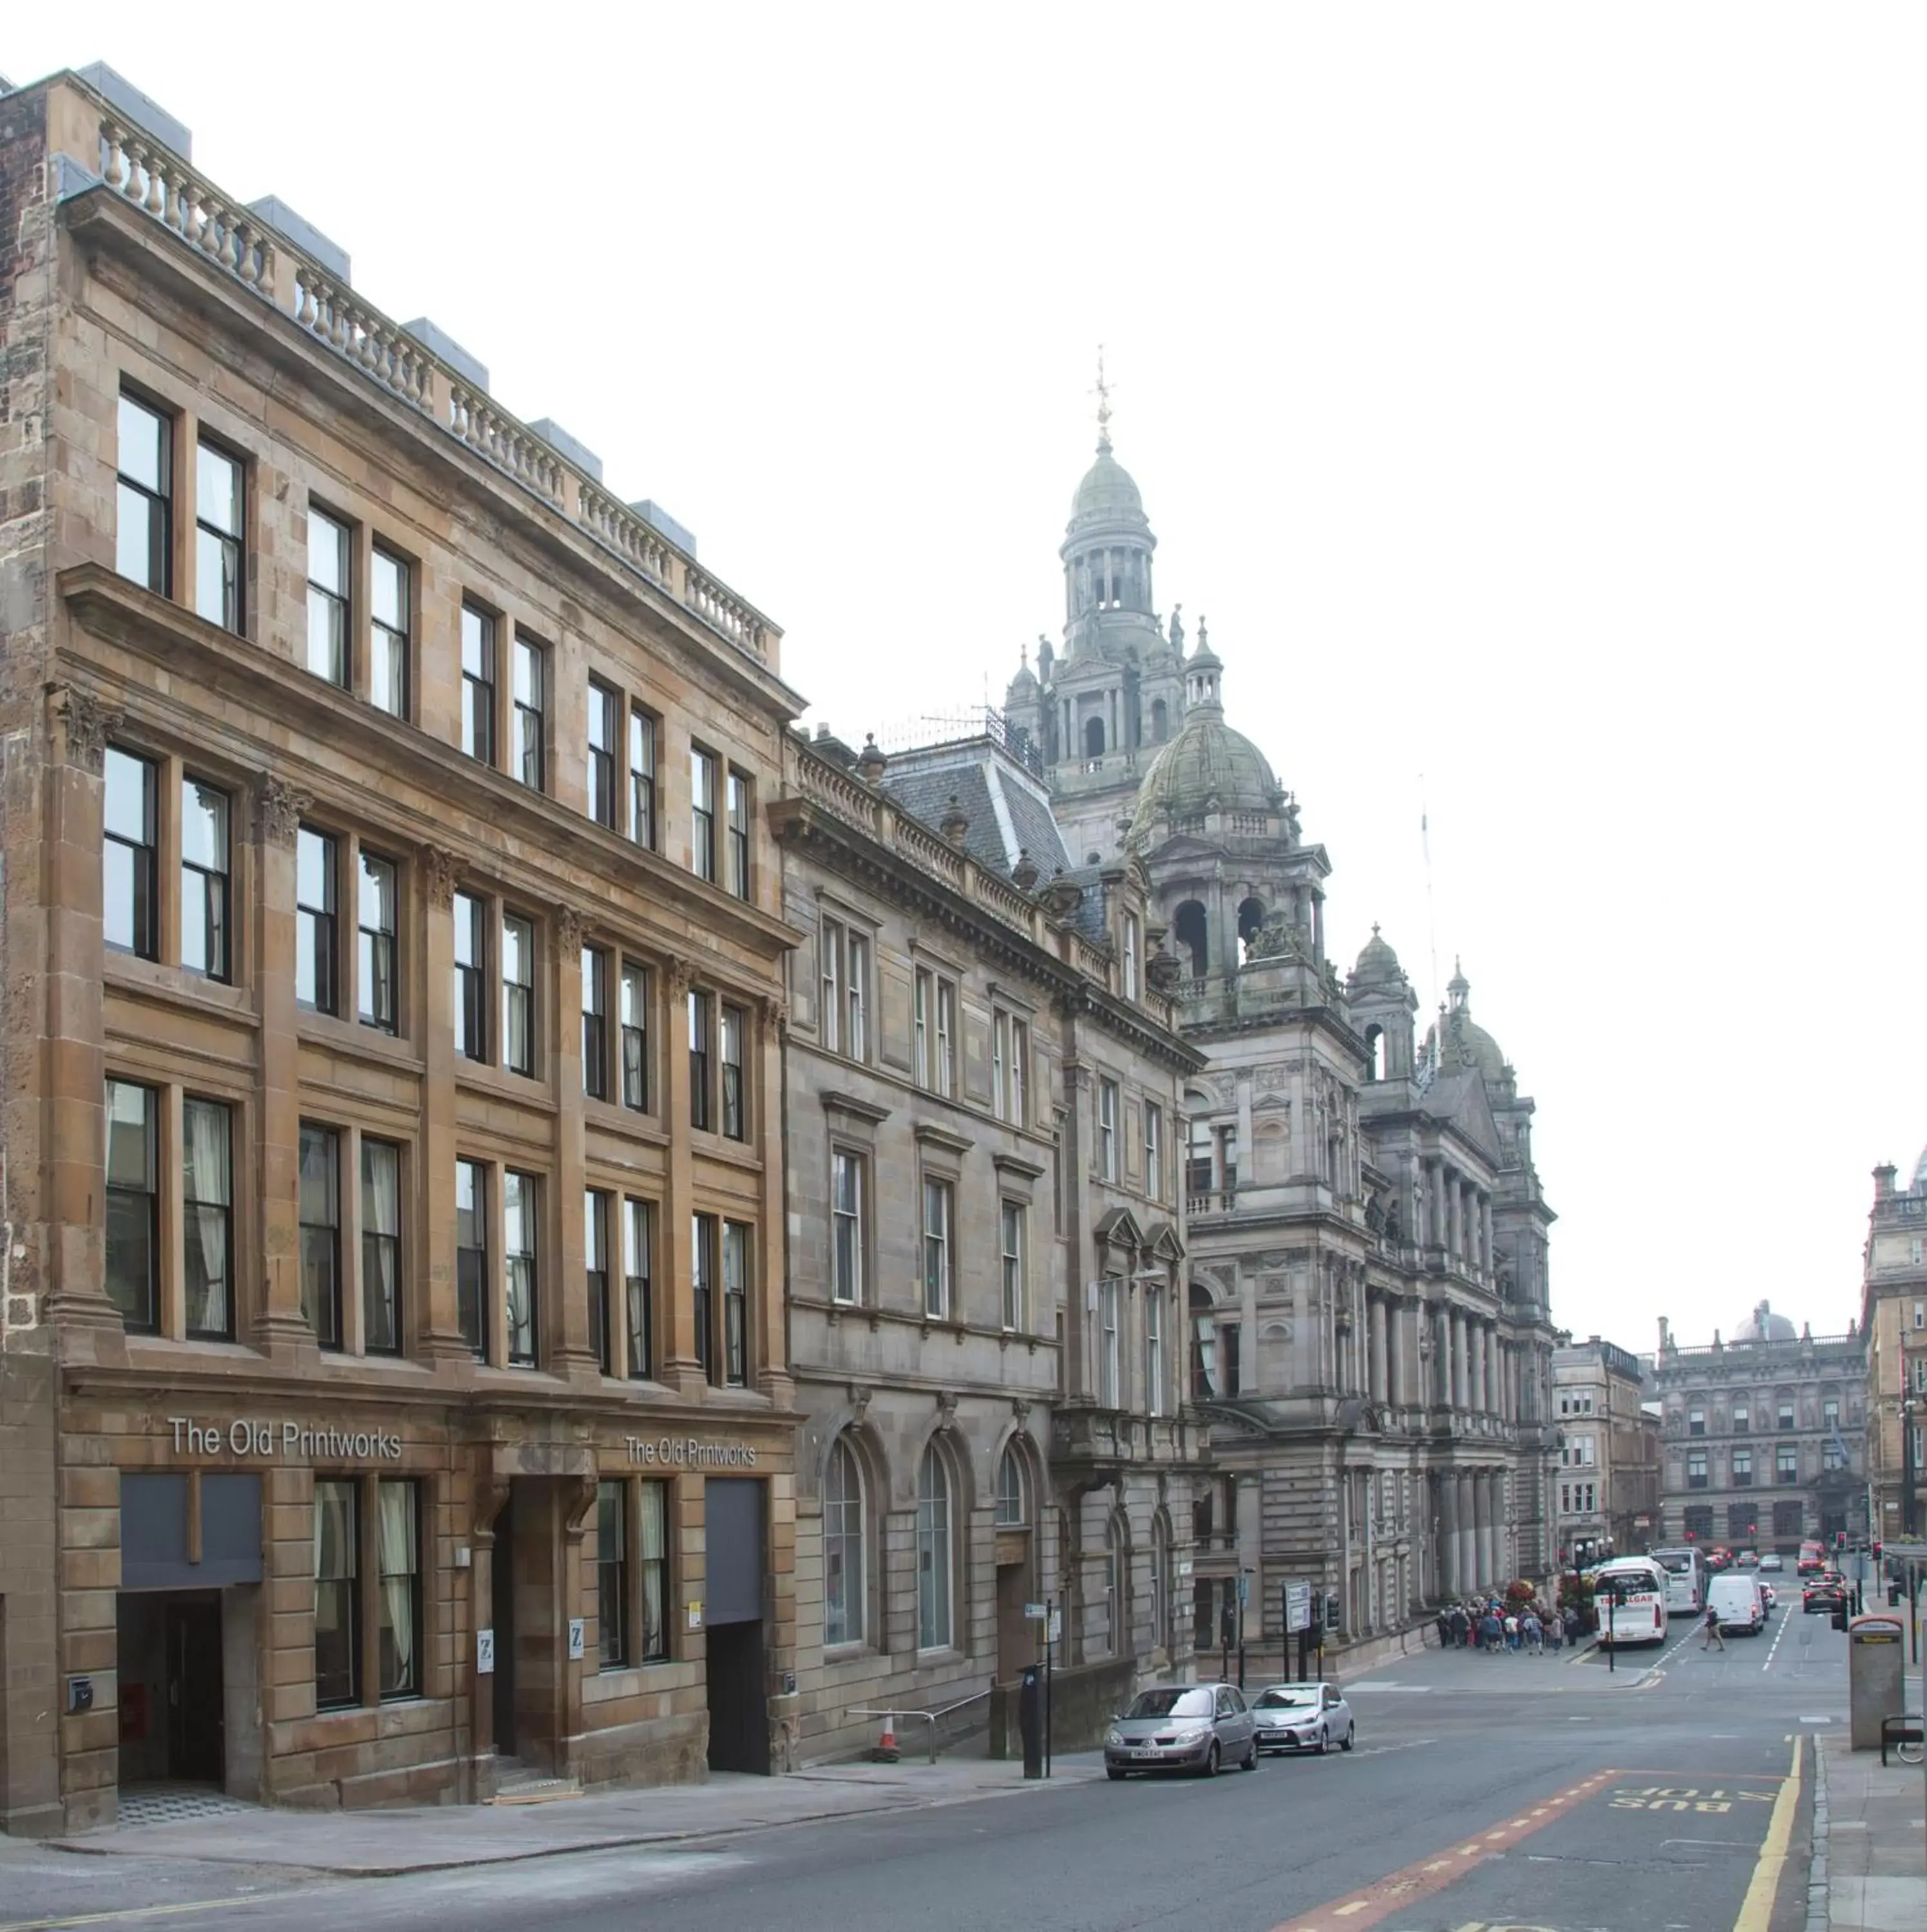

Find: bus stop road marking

[1263,1770,1619,1932]
[1732,1739,1802,1932]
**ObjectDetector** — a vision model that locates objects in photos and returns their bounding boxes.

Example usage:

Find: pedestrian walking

[1700,1605,1726,1653]
[1545,1609,1564,1654]
[1503,1612,1520,1653]
[1522,1610,1543,1655]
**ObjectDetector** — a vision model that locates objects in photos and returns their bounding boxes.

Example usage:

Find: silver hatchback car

[1105,1683,1259,1779]
[1251,1681,1355,1756]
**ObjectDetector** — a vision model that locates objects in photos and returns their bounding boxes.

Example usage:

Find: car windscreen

[1125,1688,1214,1719]
[1253,1688,1318,1709]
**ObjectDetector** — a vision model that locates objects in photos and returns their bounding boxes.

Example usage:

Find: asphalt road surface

[0,1608,1849,1932]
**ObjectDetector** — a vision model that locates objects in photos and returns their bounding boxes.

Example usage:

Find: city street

[0,1613,1852,1932]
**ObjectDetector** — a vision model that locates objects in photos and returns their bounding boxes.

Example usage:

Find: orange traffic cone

[870,1715,900,1764]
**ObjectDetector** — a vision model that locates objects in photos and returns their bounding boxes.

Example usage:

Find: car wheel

[1199,1741,1221,1779]
[1240,1739,1258,1772]
[1106,1768,1126,1781]
[1340,1725,1355,1752]
[1316,1726,1331,1756]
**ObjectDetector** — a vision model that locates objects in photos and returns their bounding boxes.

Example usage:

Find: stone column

[1457,1471,1479,1593]
[1472,1472,1492,1590]
[1439,1471,1461,1595]
[1453,1311,1470,1412]
[1469,1321,1485,1418]
[660,957,703,1391]
[254,778,313,1357]
[755,994,794,1408]
[1388,1297,1405,1408]
[1369,1296,1389,1403]
[418,846,470,1361]
[548,910,595,1381]
[1484,1324,1499,1416]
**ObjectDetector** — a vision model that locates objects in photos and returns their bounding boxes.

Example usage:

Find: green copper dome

[1068,440,1146,529]
[1132,711,1279,828]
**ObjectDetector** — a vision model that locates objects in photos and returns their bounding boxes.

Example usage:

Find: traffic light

[1748,1523,1757,1539]
[1874,1540,1884,1563]
[1685,1529,1695,1541]
[1837,1531,1848,1550]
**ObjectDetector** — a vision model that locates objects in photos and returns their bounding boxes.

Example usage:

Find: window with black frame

[598,1481,629,1668]
[455,1159,487,1358]
[182,1097,233,1339]
[104,1079,158,1332]
[115,392,171,594]
[620,962,650,1113]
[453,891,486,1061]
[585,1189,611,1374]
[103,748,159,961]
[377,1479,419,1700]
[299,1122,341,1349]
[692,1213,716,1381]
[720,1003,746,1141]
[296,827,338,1014]
[314,1479,359,1708]
[582,947,609,1101]
[361,1139,402,1354]
[195,439,245,632]
[357,851,398,1033]
[180,778,231,981]
[723,1220,749,1387]
[624,1198,654,1380]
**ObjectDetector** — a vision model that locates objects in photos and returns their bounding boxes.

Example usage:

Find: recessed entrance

[490,1486,518,1759]
[703,1479,768,1775]
[117,1591,223,1787]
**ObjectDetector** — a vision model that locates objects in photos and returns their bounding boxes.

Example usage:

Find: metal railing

[846,1689,992,1763]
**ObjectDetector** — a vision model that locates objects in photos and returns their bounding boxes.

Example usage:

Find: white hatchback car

[1250,1681,1354,1756]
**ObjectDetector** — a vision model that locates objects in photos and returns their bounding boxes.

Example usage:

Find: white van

[1707,1570,1765,1635]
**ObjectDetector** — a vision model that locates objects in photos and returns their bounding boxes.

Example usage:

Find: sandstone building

[1002,411,1562,1658]
[1651,1305,1864,1553]
[0,66,802,1830]
[1550,1336,1659,1562]
[772,723,1206,1757]
[1861,1155,1927,1540]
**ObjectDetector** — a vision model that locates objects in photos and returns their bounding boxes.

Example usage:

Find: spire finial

[1092,345,1113,451]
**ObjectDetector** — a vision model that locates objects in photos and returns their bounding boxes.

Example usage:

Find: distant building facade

[1652,1305,1865,1553]
[1861,1156,1927,1540]
[1552,1338,1660,1562]
[772,726,1206,1759]
[1001,413,1562,1656]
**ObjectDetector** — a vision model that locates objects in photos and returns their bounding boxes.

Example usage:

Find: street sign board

[1238,1572,1250,1607]
[1285,1582,1313,1634]
[1025,1602,1048,1620]
[1048,1609,1062,1644]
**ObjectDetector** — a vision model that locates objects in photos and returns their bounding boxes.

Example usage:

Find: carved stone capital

[663,954,696,995]
[257,776,312,846]
[553,905,586,957]
[758,991,788,1032]
[421,845,463,910]
[53,685,121,777]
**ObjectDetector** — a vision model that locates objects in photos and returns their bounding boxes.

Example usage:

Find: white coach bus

[1592,1556,1669,1646]
[1651,1546,1709,1617]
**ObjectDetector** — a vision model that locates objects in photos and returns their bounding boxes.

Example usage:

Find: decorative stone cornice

[258,776,312,846]
[52,683,120,775]
[420,845,462,909]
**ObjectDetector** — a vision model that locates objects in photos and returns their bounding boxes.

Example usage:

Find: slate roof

[878,743,1072,882]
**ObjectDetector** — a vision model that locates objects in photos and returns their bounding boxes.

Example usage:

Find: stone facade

[0,69,800,1830]
[1861,1156,1927,1539]
[1003,419,1562,1664]
[772,729,1206,1759]
[1551,1336,1660,1562]
[1651,1305,1865,1554]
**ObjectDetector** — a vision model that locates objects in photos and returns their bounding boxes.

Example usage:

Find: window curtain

[378,1481,415,1692]
[185,1101,230,1333]
[363,1142,400,1350]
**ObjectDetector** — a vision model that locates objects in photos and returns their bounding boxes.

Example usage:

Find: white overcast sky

[14,6,1924,1353]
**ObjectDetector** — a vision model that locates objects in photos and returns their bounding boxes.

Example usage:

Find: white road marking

[1761,1613,1794,1672]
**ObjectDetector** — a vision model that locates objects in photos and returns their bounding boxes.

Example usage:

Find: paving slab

[1823,1735,1927,1932]
[48,1755,1105,1877]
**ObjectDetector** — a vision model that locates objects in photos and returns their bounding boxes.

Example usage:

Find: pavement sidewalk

[1822,1734,1927,1932]
[48,1754,1105,1878]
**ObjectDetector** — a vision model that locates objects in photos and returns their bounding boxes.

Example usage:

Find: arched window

[916,1445,953,1649]
[1150,697,1169,743]
[1191,1282,1220,1399]
[1237,897,1266,961]
[995,1443,1027,1526]
[1174,900,1209,978]
[1084,715,1106,759]
[1365,1023,1384,1083]
[823,1435,865,1647]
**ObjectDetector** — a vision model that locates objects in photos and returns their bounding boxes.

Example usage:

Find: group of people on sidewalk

[1436,1598,1582,1656]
